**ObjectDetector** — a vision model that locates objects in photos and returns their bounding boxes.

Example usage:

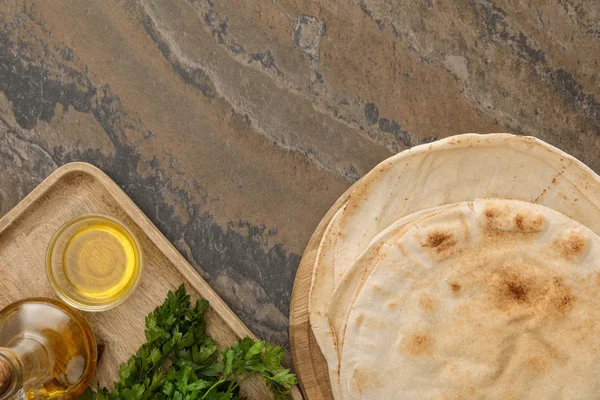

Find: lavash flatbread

[333,134,600,286]
[309,134,600,399]
[313,134,600,398]
[341,199,600,400]
[308,205,345,400]
[323,203,460,394]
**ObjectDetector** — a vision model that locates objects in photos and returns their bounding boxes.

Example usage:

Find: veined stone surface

[0,0,599,365]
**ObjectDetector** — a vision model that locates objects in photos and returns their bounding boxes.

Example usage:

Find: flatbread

[341,199,600,400]
[334,134,600,287]
[314,134,600,398]
[325,203,460,394]
[308,205,345,400]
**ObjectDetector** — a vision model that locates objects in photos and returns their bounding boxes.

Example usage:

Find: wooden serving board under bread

[289,186,352,400]
[0,162,302,400]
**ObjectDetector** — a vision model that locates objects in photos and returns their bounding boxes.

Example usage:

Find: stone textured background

[1,0,599,360]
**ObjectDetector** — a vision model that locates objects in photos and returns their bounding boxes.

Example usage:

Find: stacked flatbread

[307,134,600,400]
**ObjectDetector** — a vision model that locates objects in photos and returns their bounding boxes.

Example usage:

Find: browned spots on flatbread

[484,207,499,220]
[423,231,456,253]
[387,301,399,310]
[494,270,575,315]
[554,231,587,261]
[418,296,438,314]
[534,188,548,202]
[370,242,385,253]
[506,279,528,303]
[526,356,548,373]
[354,313,365,328]
[485,205,545,234]
[449,282,461,293]
[551,277,575,314]
[371,283,383,292]
[553,292,575,313]
[497,272,531,306]
[514,214,545,233]
[514,214,525,231]
[484,206,504,231]
[354,368,381,394]
[370,283,391,297]
[401,332,432,356]
[427,231,452,247]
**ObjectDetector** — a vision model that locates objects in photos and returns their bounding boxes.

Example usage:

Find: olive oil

[47,215,142,311]
[0,298,97,399]
[63,222,137,300]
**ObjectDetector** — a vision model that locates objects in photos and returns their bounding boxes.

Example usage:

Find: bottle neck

[0,359,13,398]
[0,337,50,399]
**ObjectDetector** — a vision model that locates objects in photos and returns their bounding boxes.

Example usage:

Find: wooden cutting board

[289,185,353,400]
[0,162,302,400]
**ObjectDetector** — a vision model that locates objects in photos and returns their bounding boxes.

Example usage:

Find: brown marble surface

[0,0,599,360]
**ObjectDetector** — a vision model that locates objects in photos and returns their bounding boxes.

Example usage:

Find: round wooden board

[289,185,353,400]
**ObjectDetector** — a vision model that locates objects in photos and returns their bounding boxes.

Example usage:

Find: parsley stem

[227,377,236,392]
[201,378,226,399]
[79,286,296,400]
[237,375,252,387]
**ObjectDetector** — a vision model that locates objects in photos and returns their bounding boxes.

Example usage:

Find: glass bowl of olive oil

[46,214,143,311]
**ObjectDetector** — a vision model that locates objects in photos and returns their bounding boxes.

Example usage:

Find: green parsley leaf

[82,285,296,399]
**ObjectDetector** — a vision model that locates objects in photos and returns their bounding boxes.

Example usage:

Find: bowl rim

[45,213,143,312]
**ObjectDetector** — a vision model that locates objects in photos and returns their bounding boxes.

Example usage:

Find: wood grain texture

[289,186,352,400]
[0,162,302,400]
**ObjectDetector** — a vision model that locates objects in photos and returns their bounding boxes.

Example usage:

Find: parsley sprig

[81,285,296,400]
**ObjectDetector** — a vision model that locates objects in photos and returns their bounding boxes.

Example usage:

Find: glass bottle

[0,298,97,399]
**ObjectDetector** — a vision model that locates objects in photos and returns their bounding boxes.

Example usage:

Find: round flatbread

[334,134,600,290]
[313,134,600,398]
[325,203,460,395]
[341,199,600,400]
[308,205,345,400]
